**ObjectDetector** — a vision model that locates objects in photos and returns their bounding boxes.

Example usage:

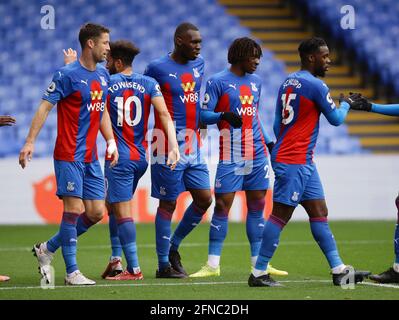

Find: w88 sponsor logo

[87,101,105,112]
[179,91,199,104]
[236,106,256,116]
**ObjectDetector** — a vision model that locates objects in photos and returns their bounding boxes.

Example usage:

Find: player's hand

[19,142,34,169]
[339,92,371,111]
[63,48,77,65]
[220,112,242,128]
[167,147,180,170]
[107,139,119,167]
[0,115,16,127]
[266,141,275,155]
[348,92,372,112]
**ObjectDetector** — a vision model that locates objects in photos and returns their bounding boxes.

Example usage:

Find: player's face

[106,54,117,75]
[243,56,260,74]
[93,32,110,63]
[314,46,330,78]
[179,30,202,60]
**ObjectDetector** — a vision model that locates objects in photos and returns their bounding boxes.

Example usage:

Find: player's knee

[247,198,266,212]
[215,199,228,213]
[160,200,176,214]
[194,196,212,211]
[86,210,104,223]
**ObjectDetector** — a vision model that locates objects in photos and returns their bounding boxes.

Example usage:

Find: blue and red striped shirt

[272,70,339,164]
[105,72,162,162]
[144,54,204,156]
[201,69,269,163]
[43,61,109,162]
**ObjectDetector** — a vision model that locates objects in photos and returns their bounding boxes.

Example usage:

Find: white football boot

[65,270,96,286]
[32,242,54,284]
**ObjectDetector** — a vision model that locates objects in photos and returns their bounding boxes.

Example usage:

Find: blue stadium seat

[0,0,365,157]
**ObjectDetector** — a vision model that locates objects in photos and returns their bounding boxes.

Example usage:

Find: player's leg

[43,161,104,254]
[189,162,238,278]
[369,194,399,283]
[301,165,370,285]
[170,162,211,257]
[248,201,293,287]
[242,160,288,276]
[101,202,123,279]
[190,191,235,278]
[104,160,147,280]
[151,163,186,278]
[105,201,143,280]
[33,160,84,284]
[245,189,288,277]
[61,195,97,286]
[101,160,127,278]
[248,162,298,287]
[169,186,212,276]
[62,160,107,285]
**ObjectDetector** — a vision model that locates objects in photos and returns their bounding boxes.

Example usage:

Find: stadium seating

[0,0,365,158]
[298,0,399,95]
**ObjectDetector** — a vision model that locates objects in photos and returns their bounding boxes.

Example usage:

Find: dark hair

[174,22,199,40]
[227,37,262,64]
[79,22,110,49]
[298,37,327,62]
[110,40,140,66]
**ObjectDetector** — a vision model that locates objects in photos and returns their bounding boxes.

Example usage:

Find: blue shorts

[215,159,270,193]
[151,152,210,200]
[272,162,325,207]
[105,159,148,203]
[54,160,105,200]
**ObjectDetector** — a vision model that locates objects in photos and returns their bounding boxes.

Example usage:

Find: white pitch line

[360,282,399,289]
[0,240,391,252]
[0,280,326,291]
[0,279,398,291]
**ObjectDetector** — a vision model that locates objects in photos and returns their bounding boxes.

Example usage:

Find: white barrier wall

[0,155,398,224]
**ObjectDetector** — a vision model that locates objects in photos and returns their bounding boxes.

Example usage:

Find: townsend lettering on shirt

[108,81,146,94]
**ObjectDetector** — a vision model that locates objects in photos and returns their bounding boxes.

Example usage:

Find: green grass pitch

[0,221,398,300]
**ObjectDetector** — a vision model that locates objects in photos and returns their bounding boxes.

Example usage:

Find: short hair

[174,22,199,41]
[79,22,110,49]
[298,37,327,62]
[227,37,262,65]
[109,40,140,66]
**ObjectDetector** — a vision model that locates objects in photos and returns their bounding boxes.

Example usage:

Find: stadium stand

[290,0,399,152]
[0,0,367,158]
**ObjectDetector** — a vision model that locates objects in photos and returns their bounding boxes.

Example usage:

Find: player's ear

[116,59,123,70]
[308,54,315,64]
[87,38,95,49]
[175,36,183,47]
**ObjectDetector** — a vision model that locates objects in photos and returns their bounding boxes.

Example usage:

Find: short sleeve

[201,78,222,112]
[312,80,336,116]
[149,78,163,99]
[42,70,72,105]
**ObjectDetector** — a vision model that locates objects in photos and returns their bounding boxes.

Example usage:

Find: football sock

[170,203,205,252]
[208,209,228,258]
[394,223,399,265]
[46,212,95,253]
[254,215,286,273]
[76,212,96,235]
[155,207,173,270]
[109,211,122,259]
[395,198,399,266]
[207,255,220,269]
[246,199,265,261]
[60,212,79,274]
[117,217,139,273]
[309,217,344,271]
